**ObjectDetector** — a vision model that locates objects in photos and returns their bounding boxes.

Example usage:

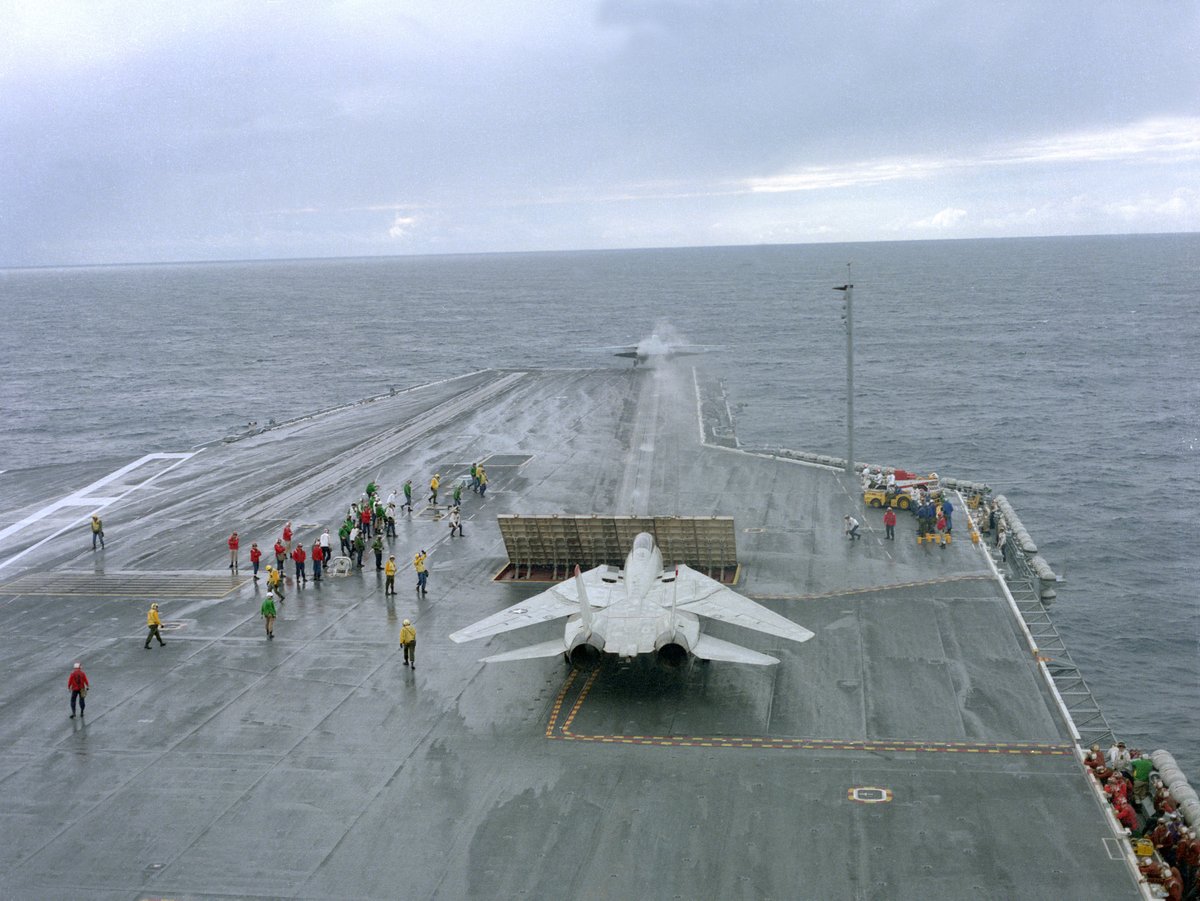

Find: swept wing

[671,565,815,644]
[448,566,617,643]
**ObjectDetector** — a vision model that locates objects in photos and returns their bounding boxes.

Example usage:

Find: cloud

[913,207,968,230]
[1103,188,1197,223]
[746,117,1200,195]
[388,214,418,239]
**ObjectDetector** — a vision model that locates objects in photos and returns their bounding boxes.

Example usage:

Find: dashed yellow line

[751,573,992,602]
[544,668,578,738]
[561,668,600,733]
[548,732,1071,755]
[544,671,1069,755]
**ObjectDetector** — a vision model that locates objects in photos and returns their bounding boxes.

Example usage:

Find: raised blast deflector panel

[497,514,737,580]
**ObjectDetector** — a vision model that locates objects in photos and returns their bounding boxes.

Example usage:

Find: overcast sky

[2,1,1197,266]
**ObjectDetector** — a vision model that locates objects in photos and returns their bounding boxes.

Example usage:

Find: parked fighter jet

[449,532,814,666]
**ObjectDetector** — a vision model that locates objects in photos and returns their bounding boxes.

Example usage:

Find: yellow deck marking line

[544,668,1070,756]
[548,732,1071,755]
[0,579,249,599]
[751,573,992,602]
[544,668,579,737]
[561,669,600,733]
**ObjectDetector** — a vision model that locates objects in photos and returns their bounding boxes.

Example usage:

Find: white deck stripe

[0,452,197,572]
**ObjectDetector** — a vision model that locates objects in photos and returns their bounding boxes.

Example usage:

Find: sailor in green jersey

[1129,754,1154,801]
[261,593,277,640]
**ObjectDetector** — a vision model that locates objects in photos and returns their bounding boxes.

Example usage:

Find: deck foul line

[750,572,993,602]
[0,571,248,600]
[544,667,1070,756]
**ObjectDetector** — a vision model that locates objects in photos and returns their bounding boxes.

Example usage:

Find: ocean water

[1,234,1197,776]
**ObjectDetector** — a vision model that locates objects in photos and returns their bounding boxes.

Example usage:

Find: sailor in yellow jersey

[266,564,285,601]
[384,554,397,596]
[399,619,416,668]
[144,603,166,649]
[414,550,428,595]
[428,473,440,506]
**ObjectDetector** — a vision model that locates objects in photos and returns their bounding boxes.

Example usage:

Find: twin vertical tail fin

[669,566,679,637]
[574,565,593,633]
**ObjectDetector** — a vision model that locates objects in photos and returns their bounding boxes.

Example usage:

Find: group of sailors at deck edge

[1084,741,1199,899]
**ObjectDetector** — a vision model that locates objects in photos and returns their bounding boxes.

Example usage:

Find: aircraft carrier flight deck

[0,365,1141,900]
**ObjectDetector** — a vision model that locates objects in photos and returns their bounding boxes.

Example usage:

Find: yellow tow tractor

[862,470,941,511]
[863,487,911,510]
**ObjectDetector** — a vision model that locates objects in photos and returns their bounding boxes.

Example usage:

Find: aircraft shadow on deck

[546,658,777,741]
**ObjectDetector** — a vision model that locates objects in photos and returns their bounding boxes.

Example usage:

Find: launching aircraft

[449,532,814,667]
[606,334,716,366]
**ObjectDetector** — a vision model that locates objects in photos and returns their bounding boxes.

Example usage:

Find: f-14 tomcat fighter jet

[449,533,814,667]
[607,333,716,366]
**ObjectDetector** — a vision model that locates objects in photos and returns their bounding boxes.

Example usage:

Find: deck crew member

[1107,740,1132,774]
[67,662,89,719]
[227,531,239,570]
[91,515,105,550]
[429,473,440,505]
[291,542,307,584]
[400,619,416,667]
[144,603,166,649]
[384,555,397,596]
[261,592,277,640]
[266,565,285,601]
[883,507,896,540]
[414,550,428,594]
[311,541,324,582]
[844,515,861,541]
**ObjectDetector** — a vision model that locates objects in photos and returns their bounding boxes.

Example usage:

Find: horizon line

[2,229,1197,273]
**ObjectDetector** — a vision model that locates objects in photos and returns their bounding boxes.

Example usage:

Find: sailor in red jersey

[311,541,324,582]
[882,507,896,540]
[1176,829,1198,892]
[1150,820,1177,857]
[249,542,262,580]
[1160,864,1183,901]
[1138,855,1163,882]
[282,521,293,551]
[274,540,287,571]
[1113,799,1139,833]
[67,662,89,719]
[227,531,239,571]
[1105,776,1129,804]
[291,543,307,584]
[1155,786,1179,816]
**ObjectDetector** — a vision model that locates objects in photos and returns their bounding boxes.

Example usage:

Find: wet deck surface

[0,366,1137,899]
